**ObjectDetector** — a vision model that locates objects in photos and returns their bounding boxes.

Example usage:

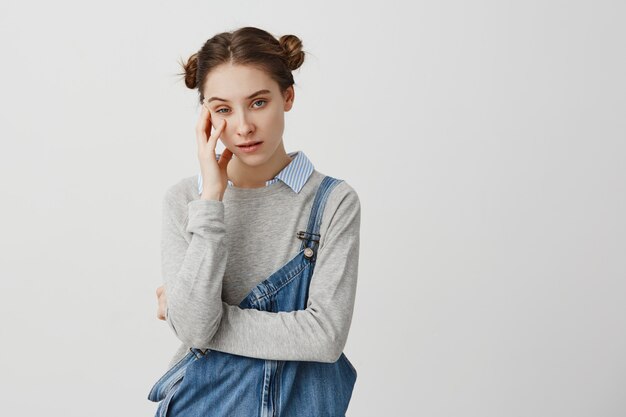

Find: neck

[227,142,292,189]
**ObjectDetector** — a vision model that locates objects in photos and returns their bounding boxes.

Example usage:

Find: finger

[157,298,166,320]
[207,118,227,150]
[196,101,212,148]
[218,147,233,170]
[196,100,210,133]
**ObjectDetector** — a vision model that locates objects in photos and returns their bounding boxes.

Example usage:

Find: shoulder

[309,171,361,247]
[310,170,361,215]
[329,179,361,219]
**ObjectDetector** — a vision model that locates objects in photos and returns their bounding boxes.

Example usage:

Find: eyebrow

[207,89,271,103]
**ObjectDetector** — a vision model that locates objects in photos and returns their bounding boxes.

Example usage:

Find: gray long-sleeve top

[161,169,361,369]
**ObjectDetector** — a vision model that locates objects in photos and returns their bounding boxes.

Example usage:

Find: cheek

[210,112,225,126]
[264,111,283,128]
[212,115,229,135]
[271,114,285,132]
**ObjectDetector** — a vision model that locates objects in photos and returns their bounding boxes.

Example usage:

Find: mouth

[236,141,263,153]
[237,141,263,147]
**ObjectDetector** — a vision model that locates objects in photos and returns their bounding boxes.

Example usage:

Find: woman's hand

[196,99,234,201]
[156,285,167,321]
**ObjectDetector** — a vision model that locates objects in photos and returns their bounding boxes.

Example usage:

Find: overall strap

[297,176,343,261]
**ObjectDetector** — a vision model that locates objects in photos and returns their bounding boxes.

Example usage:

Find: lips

[237,141,263,147]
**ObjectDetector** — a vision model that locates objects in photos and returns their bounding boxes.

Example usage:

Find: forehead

[203,63,278,99]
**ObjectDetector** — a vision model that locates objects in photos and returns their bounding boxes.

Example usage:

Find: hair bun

[180,52,199,89]
[279,34,305,71]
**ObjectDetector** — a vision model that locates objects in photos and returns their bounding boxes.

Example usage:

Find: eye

[252,99,267,108]
[214,99,267,114]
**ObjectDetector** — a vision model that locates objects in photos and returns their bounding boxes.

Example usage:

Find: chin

[232,151,267,166]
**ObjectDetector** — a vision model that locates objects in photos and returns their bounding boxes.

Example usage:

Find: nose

[236,111,255,137]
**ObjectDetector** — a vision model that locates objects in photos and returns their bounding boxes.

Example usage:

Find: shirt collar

[197,150,314,195]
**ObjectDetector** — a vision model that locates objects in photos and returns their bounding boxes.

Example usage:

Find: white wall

[1,1,624,416]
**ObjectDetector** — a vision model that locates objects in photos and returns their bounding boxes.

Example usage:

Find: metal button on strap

[304,247,314,259]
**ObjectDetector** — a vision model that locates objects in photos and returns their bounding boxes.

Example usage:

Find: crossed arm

[157,183,361,363]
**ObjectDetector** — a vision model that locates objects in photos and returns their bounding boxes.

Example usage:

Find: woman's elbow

[168,305,223,349]
[317,334,346,363]
[318,350,342,363]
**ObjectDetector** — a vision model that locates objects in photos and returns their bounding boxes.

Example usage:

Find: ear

[283,86,295,112]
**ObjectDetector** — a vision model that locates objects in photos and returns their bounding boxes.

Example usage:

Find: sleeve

[161,186,228,348]
[202,183,361,363]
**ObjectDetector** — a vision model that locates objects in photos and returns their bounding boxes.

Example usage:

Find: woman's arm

[161,185,228,348]
[204,184,361,363]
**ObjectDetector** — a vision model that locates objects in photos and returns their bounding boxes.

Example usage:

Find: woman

[148,26,361,417]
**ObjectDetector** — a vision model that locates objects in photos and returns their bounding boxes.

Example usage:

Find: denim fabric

[148,175,357,417]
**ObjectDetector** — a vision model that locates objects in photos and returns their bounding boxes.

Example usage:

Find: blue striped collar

[197,150,314,195]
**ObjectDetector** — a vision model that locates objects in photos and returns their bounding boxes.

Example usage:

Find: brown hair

[178,26,306,105]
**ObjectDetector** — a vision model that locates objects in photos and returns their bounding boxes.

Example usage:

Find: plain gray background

[1,1,625,416]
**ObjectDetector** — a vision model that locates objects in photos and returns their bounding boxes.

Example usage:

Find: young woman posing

[149,26,361,417]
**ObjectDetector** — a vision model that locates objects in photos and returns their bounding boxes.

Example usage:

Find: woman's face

[202,63,294,166]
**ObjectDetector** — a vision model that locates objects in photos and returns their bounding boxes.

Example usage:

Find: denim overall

[148,175,357,417]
